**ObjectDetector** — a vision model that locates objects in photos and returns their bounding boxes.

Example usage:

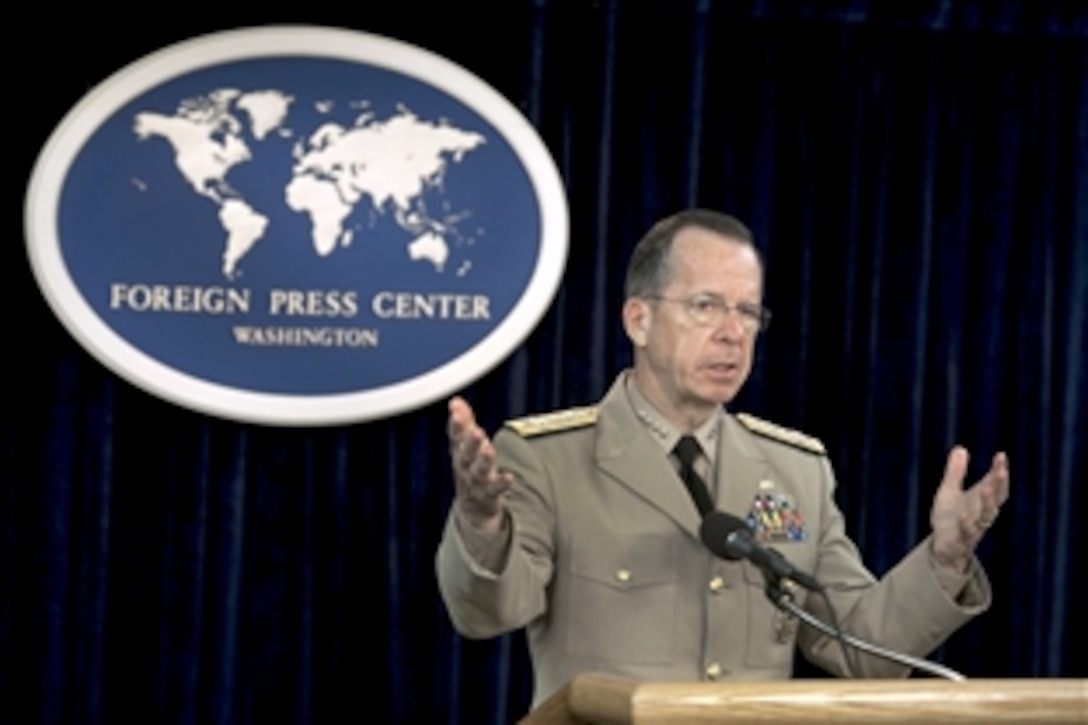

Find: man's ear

[622,298,650,347]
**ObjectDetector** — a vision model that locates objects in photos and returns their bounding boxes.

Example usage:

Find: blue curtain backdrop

[3,2,1086,723]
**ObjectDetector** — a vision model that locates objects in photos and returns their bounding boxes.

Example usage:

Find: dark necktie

[674,435,714,517]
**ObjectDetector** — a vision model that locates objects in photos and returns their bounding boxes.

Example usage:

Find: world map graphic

[133,88,487,279]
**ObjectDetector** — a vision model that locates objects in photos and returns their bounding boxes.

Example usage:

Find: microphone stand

[763,575,967,682]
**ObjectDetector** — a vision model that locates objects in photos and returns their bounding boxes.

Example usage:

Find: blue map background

[58,56,541,394]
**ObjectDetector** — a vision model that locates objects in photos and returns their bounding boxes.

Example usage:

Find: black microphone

[698,510,823,592]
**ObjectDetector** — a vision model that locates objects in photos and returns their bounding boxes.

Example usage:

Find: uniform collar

[623,372,723,463]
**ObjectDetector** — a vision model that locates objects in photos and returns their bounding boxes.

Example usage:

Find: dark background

[3,2,1085,723]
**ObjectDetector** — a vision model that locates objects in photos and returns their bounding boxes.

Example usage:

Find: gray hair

[624,209,761,299]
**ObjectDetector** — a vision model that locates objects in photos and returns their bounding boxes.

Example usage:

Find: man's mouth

[706,361,740,375]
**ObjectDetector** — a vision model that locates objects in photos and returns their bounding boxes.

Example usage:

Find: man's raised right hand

[448,396,514,533]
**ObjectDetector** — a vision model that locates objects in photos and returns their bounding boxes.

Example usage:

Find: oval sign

[25,25,568,426]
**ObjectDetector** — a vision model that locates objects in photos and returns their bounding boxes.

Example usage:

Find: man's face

[624,226,764,426]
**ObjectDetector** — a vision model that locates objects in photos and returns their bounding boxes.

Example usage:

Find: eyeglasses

[645,293,771,333]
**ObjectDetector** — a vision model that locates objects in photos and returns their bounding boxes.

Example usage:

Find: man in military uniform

[436,209,1009,708]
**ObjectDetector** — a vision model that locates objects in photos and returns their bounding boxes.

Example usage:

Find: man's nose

[712,307,748,340]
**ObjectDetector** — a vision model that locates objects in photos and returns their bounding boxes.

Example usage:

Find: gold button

[705,662,723,680]
[708,576,726,593]
[616,569,631,583]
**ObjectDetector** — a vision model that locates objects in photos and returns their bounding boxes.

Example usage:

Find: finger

[464,464,514,510]
[973,452,1008,490]
[483,468,516,499]
[970,452,1009,519]
[988,452,1010,506]
[958,508,980,538]
[976,486,999,523]
[466,438,498,481]
[447,396,477,439]
[448,418,477,459]
[939,446,970,494]
[456,432,491,482]
[448,398,486,459]
[452,442,493,502]
[954,503,985,542]
[454,423,485,458]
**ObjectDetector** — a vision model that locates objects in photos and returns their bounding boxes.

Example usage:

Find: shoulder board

[505,406,598,438]
[736,412,826,455]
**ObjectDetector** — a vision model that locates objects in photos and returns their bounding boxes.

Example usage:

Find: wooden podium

[519,673,1088,723]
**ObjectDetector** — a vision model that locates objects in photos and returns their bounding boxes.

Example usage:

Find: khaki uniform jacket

[437,374,991,707]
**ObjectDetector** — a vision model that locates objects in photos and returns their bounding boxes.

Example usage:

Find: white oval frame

[25,25,568,426]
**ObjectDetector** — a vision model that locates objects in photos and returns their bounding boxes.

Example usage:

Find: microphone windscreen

[698,510,749,560]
